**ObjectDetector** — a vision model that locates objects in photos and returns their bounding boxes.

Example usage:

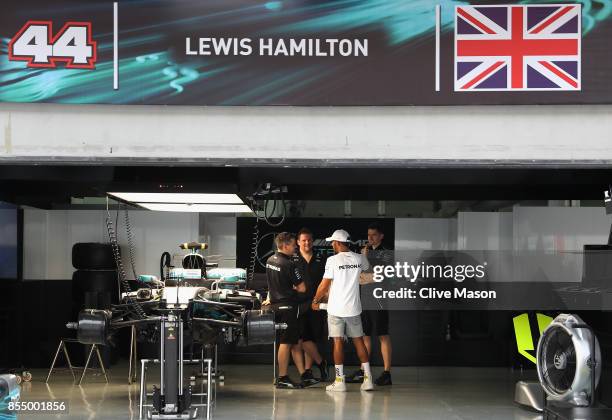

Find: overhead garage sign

[0,0,610,105]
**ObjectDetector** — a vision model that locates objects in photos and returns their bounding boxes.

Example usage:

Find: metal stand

[139,359,148,420]
[46,339,77,383]
[139,358,214,420]
[214,345,218,381]
[128,325,138,384]
[273,331,277,384]
[78,344,109,385]
[46,339,108,385]
[199,344,222,382]
[138,313,216,419]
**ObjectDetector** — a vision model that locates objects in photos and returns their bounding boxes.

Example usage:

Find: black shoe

[317,360,330,382]
[375,371,392,386]
[345,369,364,384]
[301,370,320,387]
[276,376,304,389]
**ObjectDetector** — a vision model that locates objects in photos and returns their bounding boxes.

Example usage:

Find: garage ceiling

[0,164,610,208]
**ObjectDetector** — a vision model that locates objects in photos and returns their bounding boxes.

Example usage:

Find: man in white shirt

[311,229,374,392]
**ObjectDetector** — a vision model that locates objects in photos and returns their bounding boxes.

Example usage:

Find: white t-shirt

[323,251,370,317]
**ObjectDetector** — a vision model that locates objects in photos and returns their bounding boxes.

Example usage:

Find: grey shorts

[327,314,364,338]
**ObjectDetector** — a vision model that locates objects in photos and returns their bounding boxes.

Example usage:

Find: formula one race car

[67,241,279,420]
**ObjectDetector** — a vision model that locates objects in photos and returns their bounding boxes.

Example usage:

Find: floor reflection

[15,364,542,420]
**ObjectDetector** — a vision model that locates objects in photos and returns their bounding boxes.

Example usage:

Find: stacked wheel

[71,243,118,365]
[72,243,119,313]
[72,243,116,270]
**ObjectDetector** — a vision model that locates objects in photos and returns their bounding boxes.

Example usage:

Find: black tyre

[72,243,116,270]
[73,270,119,295]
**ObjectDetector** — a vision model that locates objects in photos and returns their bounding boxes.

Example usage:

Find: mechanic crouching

[263,232,318,389]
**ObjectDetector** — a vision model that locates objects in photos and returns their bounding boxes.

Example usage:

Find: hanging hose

[247,218,260,287]
[106,197,146,319]
[262,188,286,227]
[124,205,138,280]
[246,184,287,286]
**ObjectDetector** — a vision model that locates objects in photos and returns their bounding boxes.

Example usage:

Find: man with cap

[311,229,374,392]
[264,232,316,388]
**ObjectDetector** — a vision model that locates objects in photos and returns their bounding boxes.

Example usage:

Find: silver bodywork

[514,380,545,412]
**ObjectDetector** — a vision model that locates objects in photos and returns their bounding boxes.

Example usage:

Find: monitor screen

[0,202,18,279]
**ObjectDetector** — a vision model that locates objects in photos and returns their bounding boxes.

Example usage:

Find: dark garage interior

[1,164,612,418]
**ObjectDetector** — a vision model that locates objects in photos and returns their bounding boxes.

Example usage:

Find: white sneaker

[326,378,347,392]
[360,374,374,391]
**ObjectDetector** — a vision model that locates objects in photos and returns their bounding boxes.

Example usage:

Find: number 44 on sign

[8,21,97,69]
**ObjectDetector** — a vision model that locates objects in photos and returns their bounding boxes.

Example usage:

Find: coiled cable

[106,197,146,319]
[246,184,287,286]
[124,205,138,280]
[247,218,260,287]
[262,188,286,227]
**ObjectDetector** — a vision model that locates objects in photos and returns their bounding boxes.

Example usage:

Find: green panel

[513,313,536,364]
[537,313,553,335]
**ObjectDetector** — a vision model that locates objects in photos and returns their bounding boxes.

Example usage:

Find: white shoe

[326,378,347,392]
[360,374,374,391]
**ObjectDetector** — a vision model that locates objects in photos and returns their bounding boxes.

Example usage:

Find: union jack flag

[454,4,581,91]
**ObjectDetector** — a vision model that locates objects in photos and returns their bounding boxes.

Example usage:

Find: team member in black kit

[292,228,330,382]
[264,232,312,389]
[346,222,394,386]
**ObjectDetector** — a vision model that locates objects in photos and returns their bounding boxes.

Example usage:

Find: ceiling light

[136,203,253,213]
[108,192,244,204]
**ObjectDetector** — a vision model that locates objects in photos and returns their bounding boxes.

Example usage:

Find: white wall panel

[23,209,198,280]
[1,104,612,163]
[67,211,106,244]
[45,211,70,279]
[24,207,612,283]
[395,218,455,250]
[449,218,458,250]
[513,207,610,252]
[127,211,199,277]
[199,215,237,268]
[457,212,513,250]
[513,207,611,283]
[23,209,47,279]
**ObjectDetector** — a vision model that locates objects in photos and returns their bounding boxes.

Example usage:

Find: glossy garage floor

[17,364,543,419]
